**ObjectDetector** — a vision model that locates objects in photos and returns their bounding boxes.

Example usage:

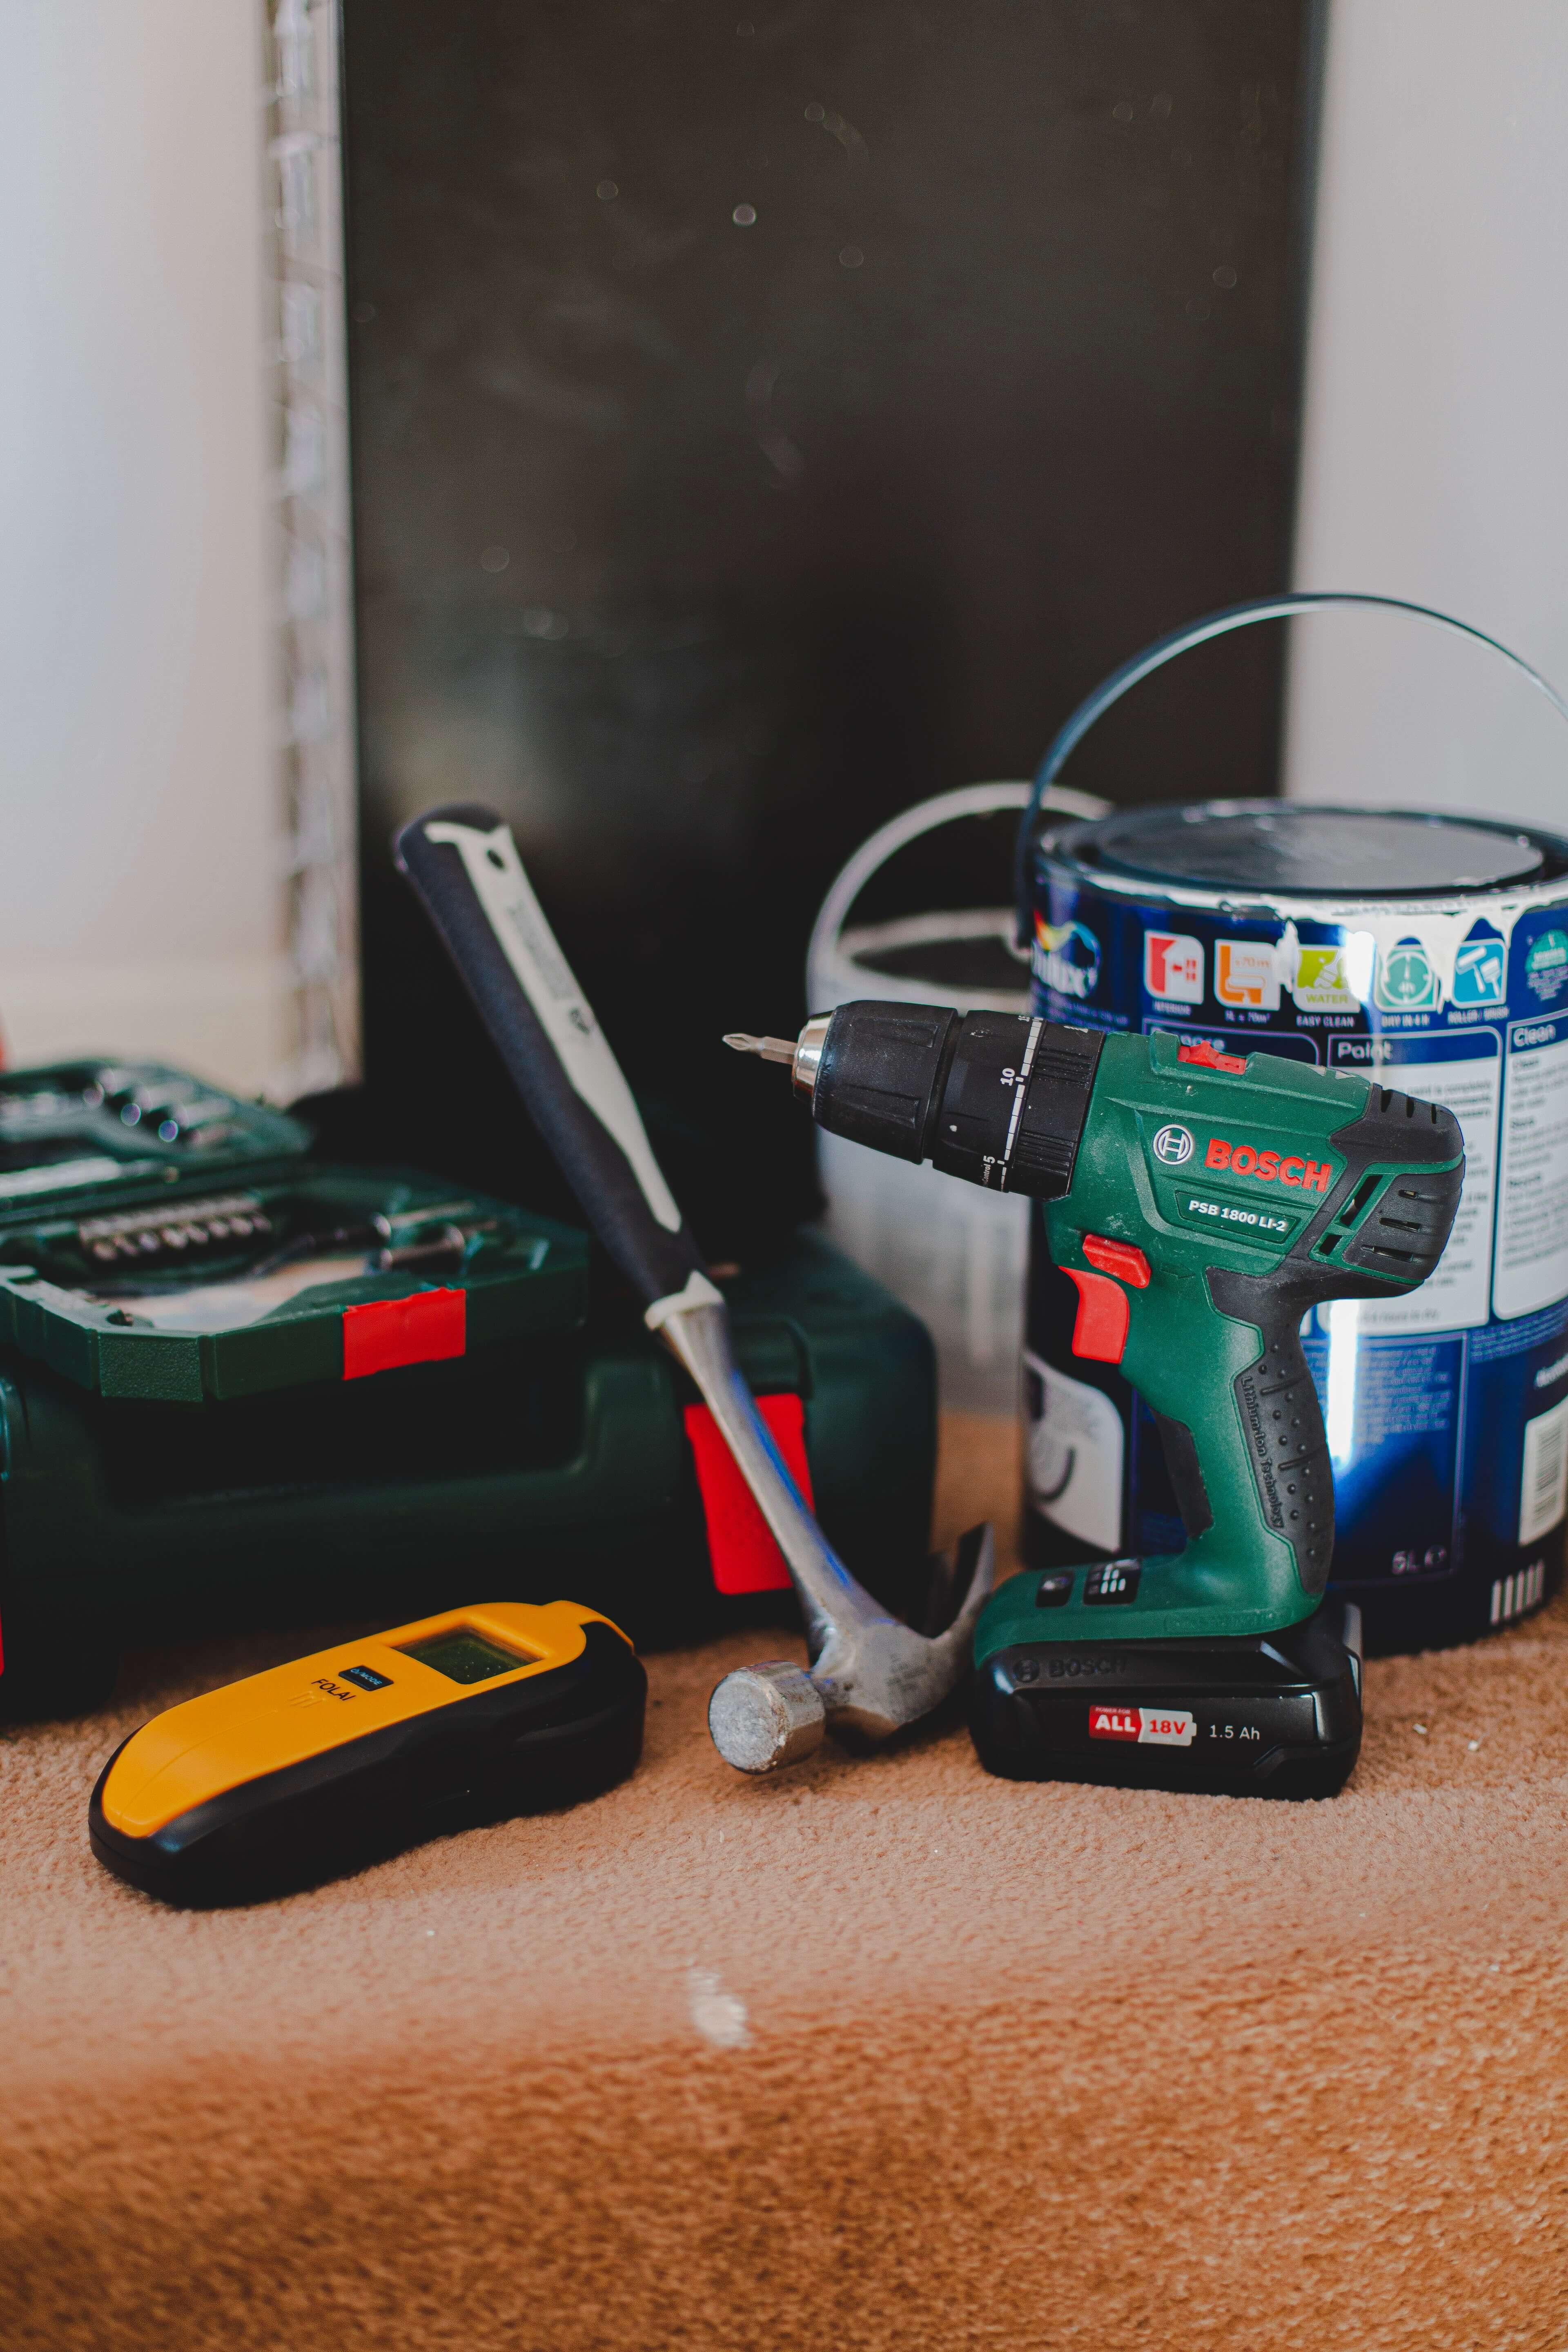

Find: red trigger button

[1065,1270,1130,1363]
[1065,1237,1149,1364]
[1081,1234,1152,1287]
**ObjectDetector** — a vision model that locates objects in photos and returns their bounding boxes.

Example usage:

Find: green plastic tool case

[0,1061,936,1718]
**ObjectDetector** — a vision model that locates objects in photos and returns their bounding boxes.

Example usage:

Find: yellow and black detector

[88,1600,645,1906]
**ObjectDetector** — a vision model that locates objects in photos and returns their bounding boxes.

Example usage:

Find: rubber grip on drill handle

[1127,1272,1338,1602]
[394,804,706,1312]
[1222,1285,1337,1599]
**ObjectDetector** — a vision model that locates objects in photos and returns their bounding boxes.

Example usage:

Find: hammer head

[708,1660,827,1773]
[708,1523,995,1773]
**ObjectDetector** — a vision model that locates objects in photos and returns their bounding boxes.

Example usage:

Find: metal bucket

[1016,593,1568,1651]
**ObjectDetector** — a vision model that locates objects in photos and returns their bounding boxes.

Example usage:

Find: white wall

[0,1,287,1092]
[1285,0,1568,829]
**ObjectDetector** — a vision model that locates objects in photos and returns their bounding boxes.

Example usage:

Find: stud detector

[88,1599,646,1903]
[729,1007,1464,1795]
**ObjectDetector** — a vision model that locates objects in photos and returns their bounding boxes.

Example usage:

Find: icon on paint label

[1291,943,1361,1012]
[1215,940,1280,1011]
[1144,930,1205,1004]
[1527,929,1568,1004]
[1374,936,1440,1012]
[1452,928,1506,1007]
[1089,1704,1197,1746]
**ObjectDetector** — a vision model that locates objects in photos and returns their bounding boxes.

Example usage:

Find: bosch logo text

[1203,1138,1333,1191]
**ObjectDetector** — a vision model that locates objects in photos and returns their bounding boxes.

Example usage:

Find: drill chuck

[727,1002,1104,1197]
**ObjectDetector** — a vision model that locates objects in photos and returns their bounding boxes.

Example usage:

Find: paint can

[1016,594,1568,1651]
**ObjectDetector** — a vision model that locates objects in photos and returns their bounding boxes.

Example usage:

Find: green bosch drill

[727,1006,1464,1797]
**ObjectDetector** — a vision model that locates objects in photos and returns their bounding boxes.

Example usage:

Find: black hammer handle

[394,803,708,1313]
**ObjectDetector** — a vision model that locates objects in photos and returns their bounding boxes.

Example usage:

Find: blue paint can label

[1024,812,1568,1651]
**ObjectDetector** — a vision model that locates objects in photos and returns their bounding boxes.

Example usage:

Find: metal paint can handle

[807,779,1107,1016]
[1013,591,1568,944]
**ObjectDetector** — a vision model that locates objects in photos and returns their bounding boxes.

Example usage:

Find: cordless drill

[728,1006,1464,1796]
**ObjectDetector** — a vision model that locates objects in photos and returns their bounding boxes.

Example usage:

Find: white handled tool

[394,804,993,1771]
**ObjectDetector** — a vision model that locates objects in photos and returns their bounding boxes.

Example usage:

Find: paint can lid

[1052,800,1555,897]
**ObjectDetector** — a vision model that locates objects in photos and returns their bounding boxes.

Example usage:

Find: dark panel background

[341,0,1320,1247]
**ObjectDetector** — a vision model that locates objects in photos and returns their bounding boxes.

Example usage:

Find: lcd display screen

[396,1628,535,1684]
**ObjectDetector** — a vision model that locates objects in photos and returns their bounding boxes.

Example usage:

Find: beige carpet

[2,1414,1566,2351]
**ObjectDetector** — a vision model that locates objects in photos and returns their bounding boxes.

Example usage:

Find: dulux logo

[1033,915,1101,1002]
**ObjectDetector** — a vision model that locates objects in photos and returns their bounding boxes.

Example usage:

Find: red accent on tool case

[683,1392,814,1595]
[341,1287,467,1379]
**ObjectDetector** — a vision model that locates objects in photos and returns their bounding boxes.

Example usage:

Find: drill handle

[395,805,708,1314]
[1126,1275,1337,1601]
[1215,1281,1336,1599]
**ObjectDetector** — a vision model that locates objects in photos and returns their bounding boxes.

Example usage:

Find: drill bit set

[0,1062,599,1402]
[39,1185,497,1343]
[77,1193,278,1267]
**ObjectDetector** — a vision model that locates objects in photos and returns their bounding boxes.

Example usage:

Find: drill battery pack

[0,1061,936,1719]
[969,1575,1363,1799]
